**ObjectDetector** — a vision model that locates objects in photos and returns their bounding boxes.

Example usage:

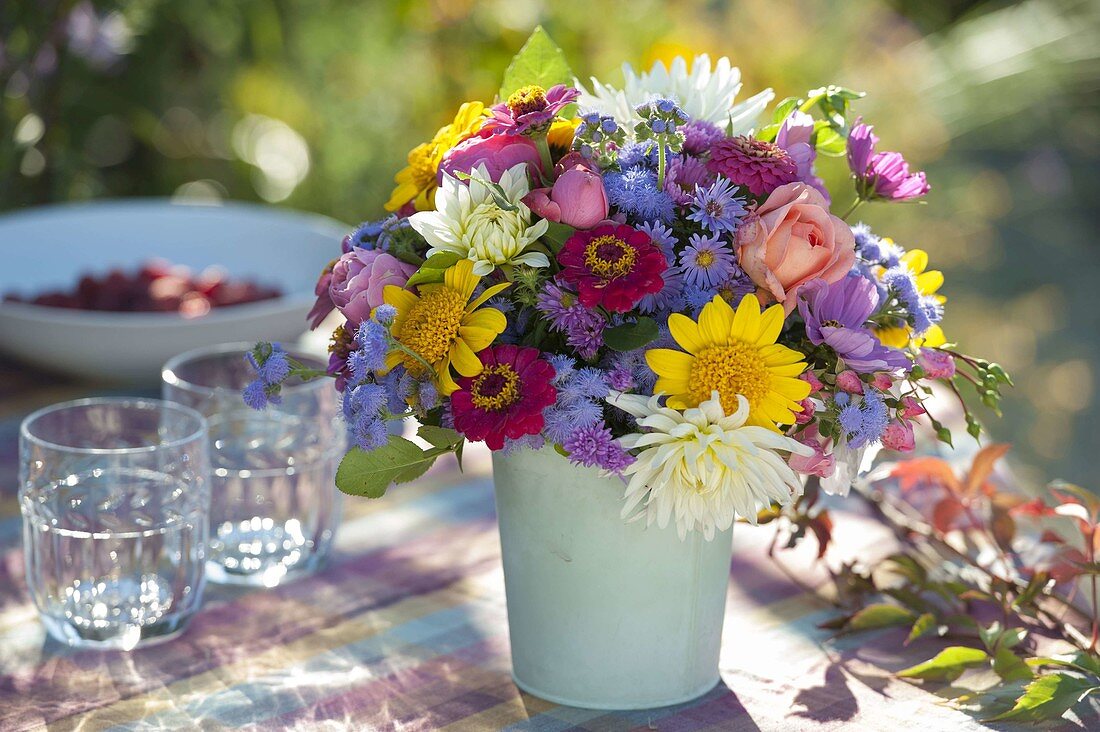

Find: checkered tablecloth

[0,358,1088,731]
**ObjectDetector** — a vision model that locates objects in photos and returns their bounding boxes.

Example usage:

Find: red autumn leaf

[1048,547,1089,584]
[963,443,1011,496]
[932,497,966,534]
[891,457,963,494]
[1012,498,1055,518]
[809,511,834,559]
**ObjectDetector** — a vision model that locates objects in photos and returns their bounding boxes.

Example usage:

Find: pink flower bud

[900,396,926,419]
[882,419,916,452]
[836,370,863,394]
[800,370,824,393]
[918,348,956,380]
[794,398,816,424]
[870,373,893,391]
[524,162,609,229]
[788,425,835,478]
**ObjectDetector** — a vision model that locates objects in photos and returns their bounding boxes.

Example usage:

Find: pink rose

[736,182,856,314]
[329,249,415,327]
[439,133,543,182]
[524,154,608,229]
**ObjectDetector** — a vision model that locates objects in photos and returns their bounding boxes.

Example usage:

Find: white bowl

[0,199,346,383]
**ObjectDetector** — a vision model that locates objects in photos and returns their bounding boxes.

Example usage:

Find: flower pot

[492,446,733,710]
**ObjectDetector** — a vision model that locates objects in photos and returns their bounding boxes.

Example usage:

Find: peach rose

[736,182,855,313]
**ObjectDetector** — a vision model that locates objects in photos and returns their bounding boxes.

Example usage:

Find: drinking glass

[162,343,344,587]
[20,398,210,650]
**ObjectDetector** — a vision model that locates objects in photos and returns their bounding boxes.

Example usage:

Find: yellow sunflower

[381,259,509,395]
[646,294,811,430]
[876,248,947,349]
[384,101,487,213]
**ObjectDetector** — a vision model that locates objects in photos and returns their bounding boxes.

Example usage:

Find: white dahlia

[575,54,774,133]
[609,390,813,540]
[409,162,549,276]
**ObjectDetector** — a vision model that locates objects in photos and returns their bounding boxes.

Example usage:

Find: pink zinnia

[557,224,667,313]
[707,135,800,197]
[451,345,557,450]
[483,84,579,136]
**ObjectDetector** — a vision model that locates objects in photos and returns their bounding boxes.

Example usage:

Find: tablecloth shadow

[515,679,762,731]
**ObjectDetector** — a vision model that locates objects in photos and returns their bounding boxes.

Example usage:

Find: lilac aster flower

[563,423,635,475]
[637,264,685,315]
[483,84,580,136]
[797,277,912,373]
[687,177,747,235]
[679,232,735,289]
[664,155,714,206]
[848,120,930,202]
[681,119,724,156]
[636,220,676,260]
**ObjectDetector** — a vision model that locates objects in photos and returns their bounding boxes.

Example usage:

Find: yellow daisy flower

[381,259,509,395]
[646,294,811,431]
[384,102,487,213]
[876,248,947,348]
[547,117,580,155]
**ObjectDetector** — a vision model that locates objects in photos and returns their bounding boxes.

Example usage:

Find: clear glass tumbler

[162,343,344,587]
[20,398,210,650]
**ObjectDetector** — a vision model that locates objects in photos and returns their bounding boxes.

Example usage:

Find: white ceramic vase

[492,446,733,710]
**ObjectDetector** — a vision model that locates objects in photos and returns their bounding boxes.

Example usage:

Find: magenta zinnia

[450,345,557,450]
[483,84,580,136]
[707,135,799,197]
[557,223,666,313]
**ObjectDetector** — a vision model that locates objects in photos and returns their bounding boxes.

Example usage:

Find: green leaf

[498,26,574,102]
[986,673,1100,722]
[541,221,576,252]
[1029,651,1100,676]
[847,603,915,631]
[771,96,801,123]
[336,436,441,498]
[993,646,1035,683]
[417,424,463,450]
[886,553,927,585]
[421,251,463,270]
[905,612,940,645]
[812,124,846,157]
[897,646,989,682]
[754,122,780,143]
[405,267,447,288]
[603,317,659,352]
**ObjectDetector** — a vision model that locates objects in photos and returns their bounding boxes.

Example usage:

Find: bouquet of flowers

[246,28,1007,540]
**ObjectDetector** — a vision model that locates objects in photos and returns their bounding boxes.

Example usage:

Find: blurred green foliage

[2,0,1098,484]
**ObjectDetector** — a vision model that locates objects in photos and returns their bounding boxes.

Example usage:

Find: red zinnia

[451,345,557,450]
[557,224,666,313]
[707,135,799,197]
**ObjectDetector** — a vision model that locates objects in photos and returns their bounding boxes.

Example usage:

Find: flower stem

[656,141,667,189]
[535,135,554,180]
[839,197,864,221]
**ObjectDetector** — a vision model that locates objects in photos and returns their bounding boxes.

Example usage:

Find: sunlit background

[2,0,1098,486]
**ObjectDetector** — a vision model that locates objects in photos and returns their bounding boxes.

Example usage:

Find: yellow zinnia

[876,248,947,349]
[385,101,487,213]
[381,259,509,395]
[646,294,811,430]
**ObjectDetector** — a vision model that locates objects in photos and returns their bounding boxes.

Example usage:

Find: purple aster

[604,166,675,223]
[536,280,606,359]
[686,177,747,235]
[847,120,930,202]
[681,119,724,156]
[797,277,912,374]
[678,233,735,289]
[664,155,715,206]
[562,423,635,475]
[636,220,677,260]
[637,264,685,315]
[483,84,580,136]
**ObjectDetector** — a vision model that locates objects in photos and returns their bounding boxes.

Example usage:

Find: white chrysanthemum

[409,163,550,276]
[609,390,813,540]
[575,54,774,133]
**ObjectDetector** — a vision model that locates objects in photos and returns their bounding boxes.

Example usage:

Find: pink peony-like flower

[438,133,543,182]
[775,111,829,203]
[736,182,856,313]
[917,348,956,379]
[882,419,916,452]
[789,424,836,479]
[707,135,799,197]
[329,249,416,327]
[836,370,864,394]
[524,153,608,229]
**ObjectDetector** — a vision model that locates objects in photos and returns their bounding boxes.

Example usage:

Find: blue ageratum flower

[686,177,747,235]
[603,166,675,224]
